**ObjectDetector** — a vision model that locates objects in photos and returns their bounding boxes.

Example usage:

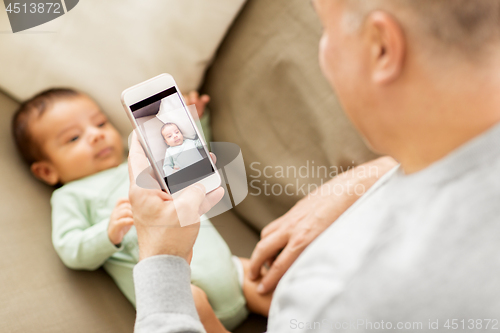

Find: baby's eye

[97,121,107,127]
[68,135,79,143]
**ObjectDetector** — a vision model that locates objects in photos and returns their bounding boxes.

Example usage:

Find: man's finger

[209,153,217,165]
[256,245,301,294]
[260,217,284,239]
[128,131,162,191]
[198,187,224,215]
[174,184,208,227]
[248,231,289,281]
[128,132,151,187]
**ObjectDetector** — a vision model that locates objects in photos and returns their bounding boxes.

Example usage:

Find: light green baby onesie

[51,162,248,330]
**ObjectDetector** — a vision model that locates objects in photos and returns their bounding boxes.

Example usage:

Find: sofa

[0,0,375,332]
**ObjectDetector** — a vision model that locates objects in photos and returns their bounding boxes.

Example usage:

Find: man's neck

[397,69,500,174]
[398,117,500,174]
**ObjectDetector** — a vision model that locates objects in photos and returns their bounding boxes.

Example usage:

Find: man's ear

[366,11,406,84]
[31,161,60,185]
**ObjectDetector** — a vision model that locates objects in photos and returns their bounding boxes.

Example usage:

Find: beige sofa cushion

[203,0,378,230]
[0,0,246,137]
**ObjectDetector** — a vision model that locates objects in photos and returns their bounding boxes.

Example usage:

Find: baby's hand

[108,198,134,245]
[183,91,210,119]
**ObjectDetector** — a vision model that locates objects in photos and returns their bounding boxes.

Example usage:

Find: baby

[12,88,271,333]
[161,122,203,176]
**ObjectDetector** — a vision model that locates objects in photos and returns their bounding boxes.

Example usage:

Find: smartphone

[121,73,221,195]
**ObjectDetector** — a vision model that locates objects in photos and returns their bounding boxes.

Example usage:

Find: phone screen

[130,86,214,193]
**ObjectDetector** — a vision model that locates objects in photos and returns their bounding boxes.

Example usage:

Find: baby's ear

[31,161,60,185]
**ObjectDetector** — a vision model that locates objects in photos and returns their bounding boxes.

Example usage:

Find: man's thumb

[173,184,206,227]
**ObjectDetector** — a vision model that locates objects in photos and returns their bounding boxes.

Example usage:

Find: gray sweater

[134,122,500,333]
[134,256,205,333]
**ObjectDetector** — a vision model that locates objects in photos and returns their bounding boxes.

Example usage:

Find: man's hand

[128,132,224,262]
[108,198,134,245]
[183,91,210,119]
[249,156,398,294]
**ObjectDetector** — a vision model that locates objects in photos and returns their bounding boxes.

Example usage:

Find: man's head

[313,0,500,172]
[161,123,184,147]
[12,89,124,185]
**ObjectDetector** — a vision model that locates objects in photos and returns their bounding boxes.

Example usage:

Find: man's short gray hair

[346,0,500,54]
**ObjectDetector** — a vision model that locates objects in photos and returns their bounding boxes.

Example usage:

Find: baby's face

[30,95,124,184]
[162,124,184,147]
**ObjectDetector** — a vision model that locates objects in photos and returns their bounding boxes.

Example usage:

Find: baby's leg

[191,284,229,333]
[239,258,273,317]
[191,219,248,330]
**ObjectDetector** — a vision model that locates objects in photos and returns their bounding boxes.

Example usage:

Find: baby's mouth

[96,147,113,158]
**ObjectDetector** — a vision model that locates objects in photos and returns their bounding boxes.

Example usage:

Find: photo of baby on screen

[160,122,203,176]
[132,88,208,180]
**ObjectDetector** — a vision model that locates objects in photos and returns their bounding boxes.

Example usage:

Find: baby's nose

[89,127,105,142]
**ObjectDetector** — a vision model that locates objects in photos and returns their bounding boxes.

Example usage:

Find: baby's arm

[191,285,229,333]
[183,91,210,119]
[51,191,130,270]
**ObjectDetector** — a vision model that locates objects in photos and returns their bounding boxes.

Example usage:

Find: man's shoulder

[438,153,500,216]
